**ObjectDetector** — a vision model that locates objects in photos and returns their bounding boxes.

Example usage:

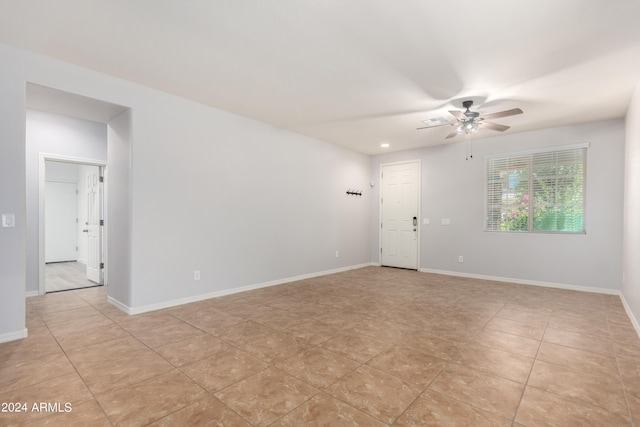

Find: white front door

[86,170,103,284]
[45,181,77,263]
[380,161,419,269]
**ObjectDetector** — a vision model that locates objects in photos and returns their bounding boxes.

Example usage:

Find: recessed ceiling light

[380,143,390,148]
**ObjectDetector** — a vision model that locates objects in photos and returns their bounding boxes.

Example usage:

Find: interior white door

[380,161,419,269]
[86,170,103,284]
[45,182,78,263]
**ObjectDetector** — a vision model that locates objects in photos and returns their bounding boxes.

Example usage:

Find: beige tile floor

[2,266,640,426]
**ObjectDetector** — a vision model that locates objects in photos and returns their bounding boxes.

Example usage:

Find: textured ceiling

[2,0,640,154]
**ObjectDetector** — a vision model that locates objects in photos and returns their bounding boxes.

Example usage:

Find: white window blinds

[486,144,587,233]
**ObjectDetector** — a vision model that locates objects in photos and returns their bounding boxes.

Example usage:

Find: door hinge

[381,223,383,229]
[76,246,78,251]
[100,263,104,269]
[99,176,104,183]
[100,219,104,226]
[380,248,383,254]
[381,198,383,203]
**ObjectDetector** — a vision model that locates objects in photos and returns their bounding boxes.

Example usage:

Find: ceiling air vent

[422,117,449,126]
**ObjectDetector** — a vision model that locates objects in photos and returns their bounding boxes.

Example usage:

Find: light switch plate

[441,218,451,226]
[2,213,15,228]
[423,218,429,225]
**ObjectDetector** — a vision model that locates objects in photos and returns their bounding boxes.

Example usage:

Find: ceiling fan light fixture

[456,121,478,134]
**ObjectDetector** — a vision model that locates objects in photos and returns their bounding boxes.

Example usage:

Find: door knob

[82,229,89,233]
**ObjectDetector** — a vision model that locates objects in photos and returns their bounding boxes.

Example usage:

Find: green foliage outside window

[487,147,586,233]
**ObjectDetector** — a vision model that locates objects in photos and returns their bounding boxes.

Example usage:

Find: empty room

[1,1,640,425]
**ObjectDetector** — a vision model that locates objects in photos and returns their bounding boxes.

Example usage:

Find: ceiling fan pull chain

[465,138,474,161]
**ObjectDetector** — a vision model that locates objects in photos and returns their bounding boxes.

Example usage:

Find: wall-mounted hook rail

[346,189,362,196]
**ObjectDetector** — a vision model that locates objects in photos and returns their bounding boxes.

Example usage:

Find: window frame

[485,143,589,234]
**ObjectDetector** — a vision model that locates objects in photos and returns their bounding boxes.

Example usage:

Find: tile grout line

[41,316,114,426]
[510,302,549,425]
[609,315,636,426]
[389,366,448,425]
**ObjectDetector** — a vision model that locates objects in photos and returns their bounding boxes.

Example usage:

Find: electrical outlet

[335,251,340,258]
[458,256,463,263]
[194,270,201,280]
[1,213,15,228]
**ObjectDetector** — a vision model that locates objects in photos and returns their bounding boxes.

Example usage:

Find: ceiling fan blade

[480,108,523,120]
[479,122,510,132]
[448,110,463,119]
[416,122,452,130]
[445,129,459,139]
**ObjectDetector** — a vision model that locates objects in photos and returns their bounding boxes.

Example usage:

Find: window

[486,144,587,233]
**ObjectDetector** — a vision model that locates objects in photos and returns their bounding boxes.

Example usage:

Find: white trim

[25,291,39,298]
[484,142,591,160]
[38,153,107,295]
[39,153,107,167]
[0,328,28,344]
[106,295,132,314]
[108,262,376,315]
[419,268,620,295]
[619,293,640,339]
[379,159,421,270]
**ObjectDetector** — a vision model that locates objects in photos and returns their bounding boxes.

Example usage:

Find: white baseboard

[0,328,28,343]
[419,268,620,295]
[25,290,40,298]
[619,293,640,339]
[108,262,376,316]
[106,295,132,314]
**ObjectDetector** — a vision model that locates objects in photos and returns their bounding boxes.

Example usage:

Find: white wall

[623,81,640,327]
[127,96,372,308]
[1,43,372,338]
[371,119,625,290]
[46,161,79,182]
[45,161,79,263]
[0,50,27,341]
[26,110,107,292]
[106,110,132,306]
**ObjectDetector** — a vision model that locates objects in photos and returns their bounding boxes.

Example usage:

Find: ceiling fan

[417,100,523,139]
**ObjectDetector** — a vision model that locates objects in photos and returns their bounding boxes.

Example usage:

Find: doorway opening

[27,83,129,298]
[39,155,107,294]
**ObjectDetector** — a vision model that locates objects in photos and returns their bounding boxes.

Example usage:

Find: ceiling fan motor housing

[462,100,480,118]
